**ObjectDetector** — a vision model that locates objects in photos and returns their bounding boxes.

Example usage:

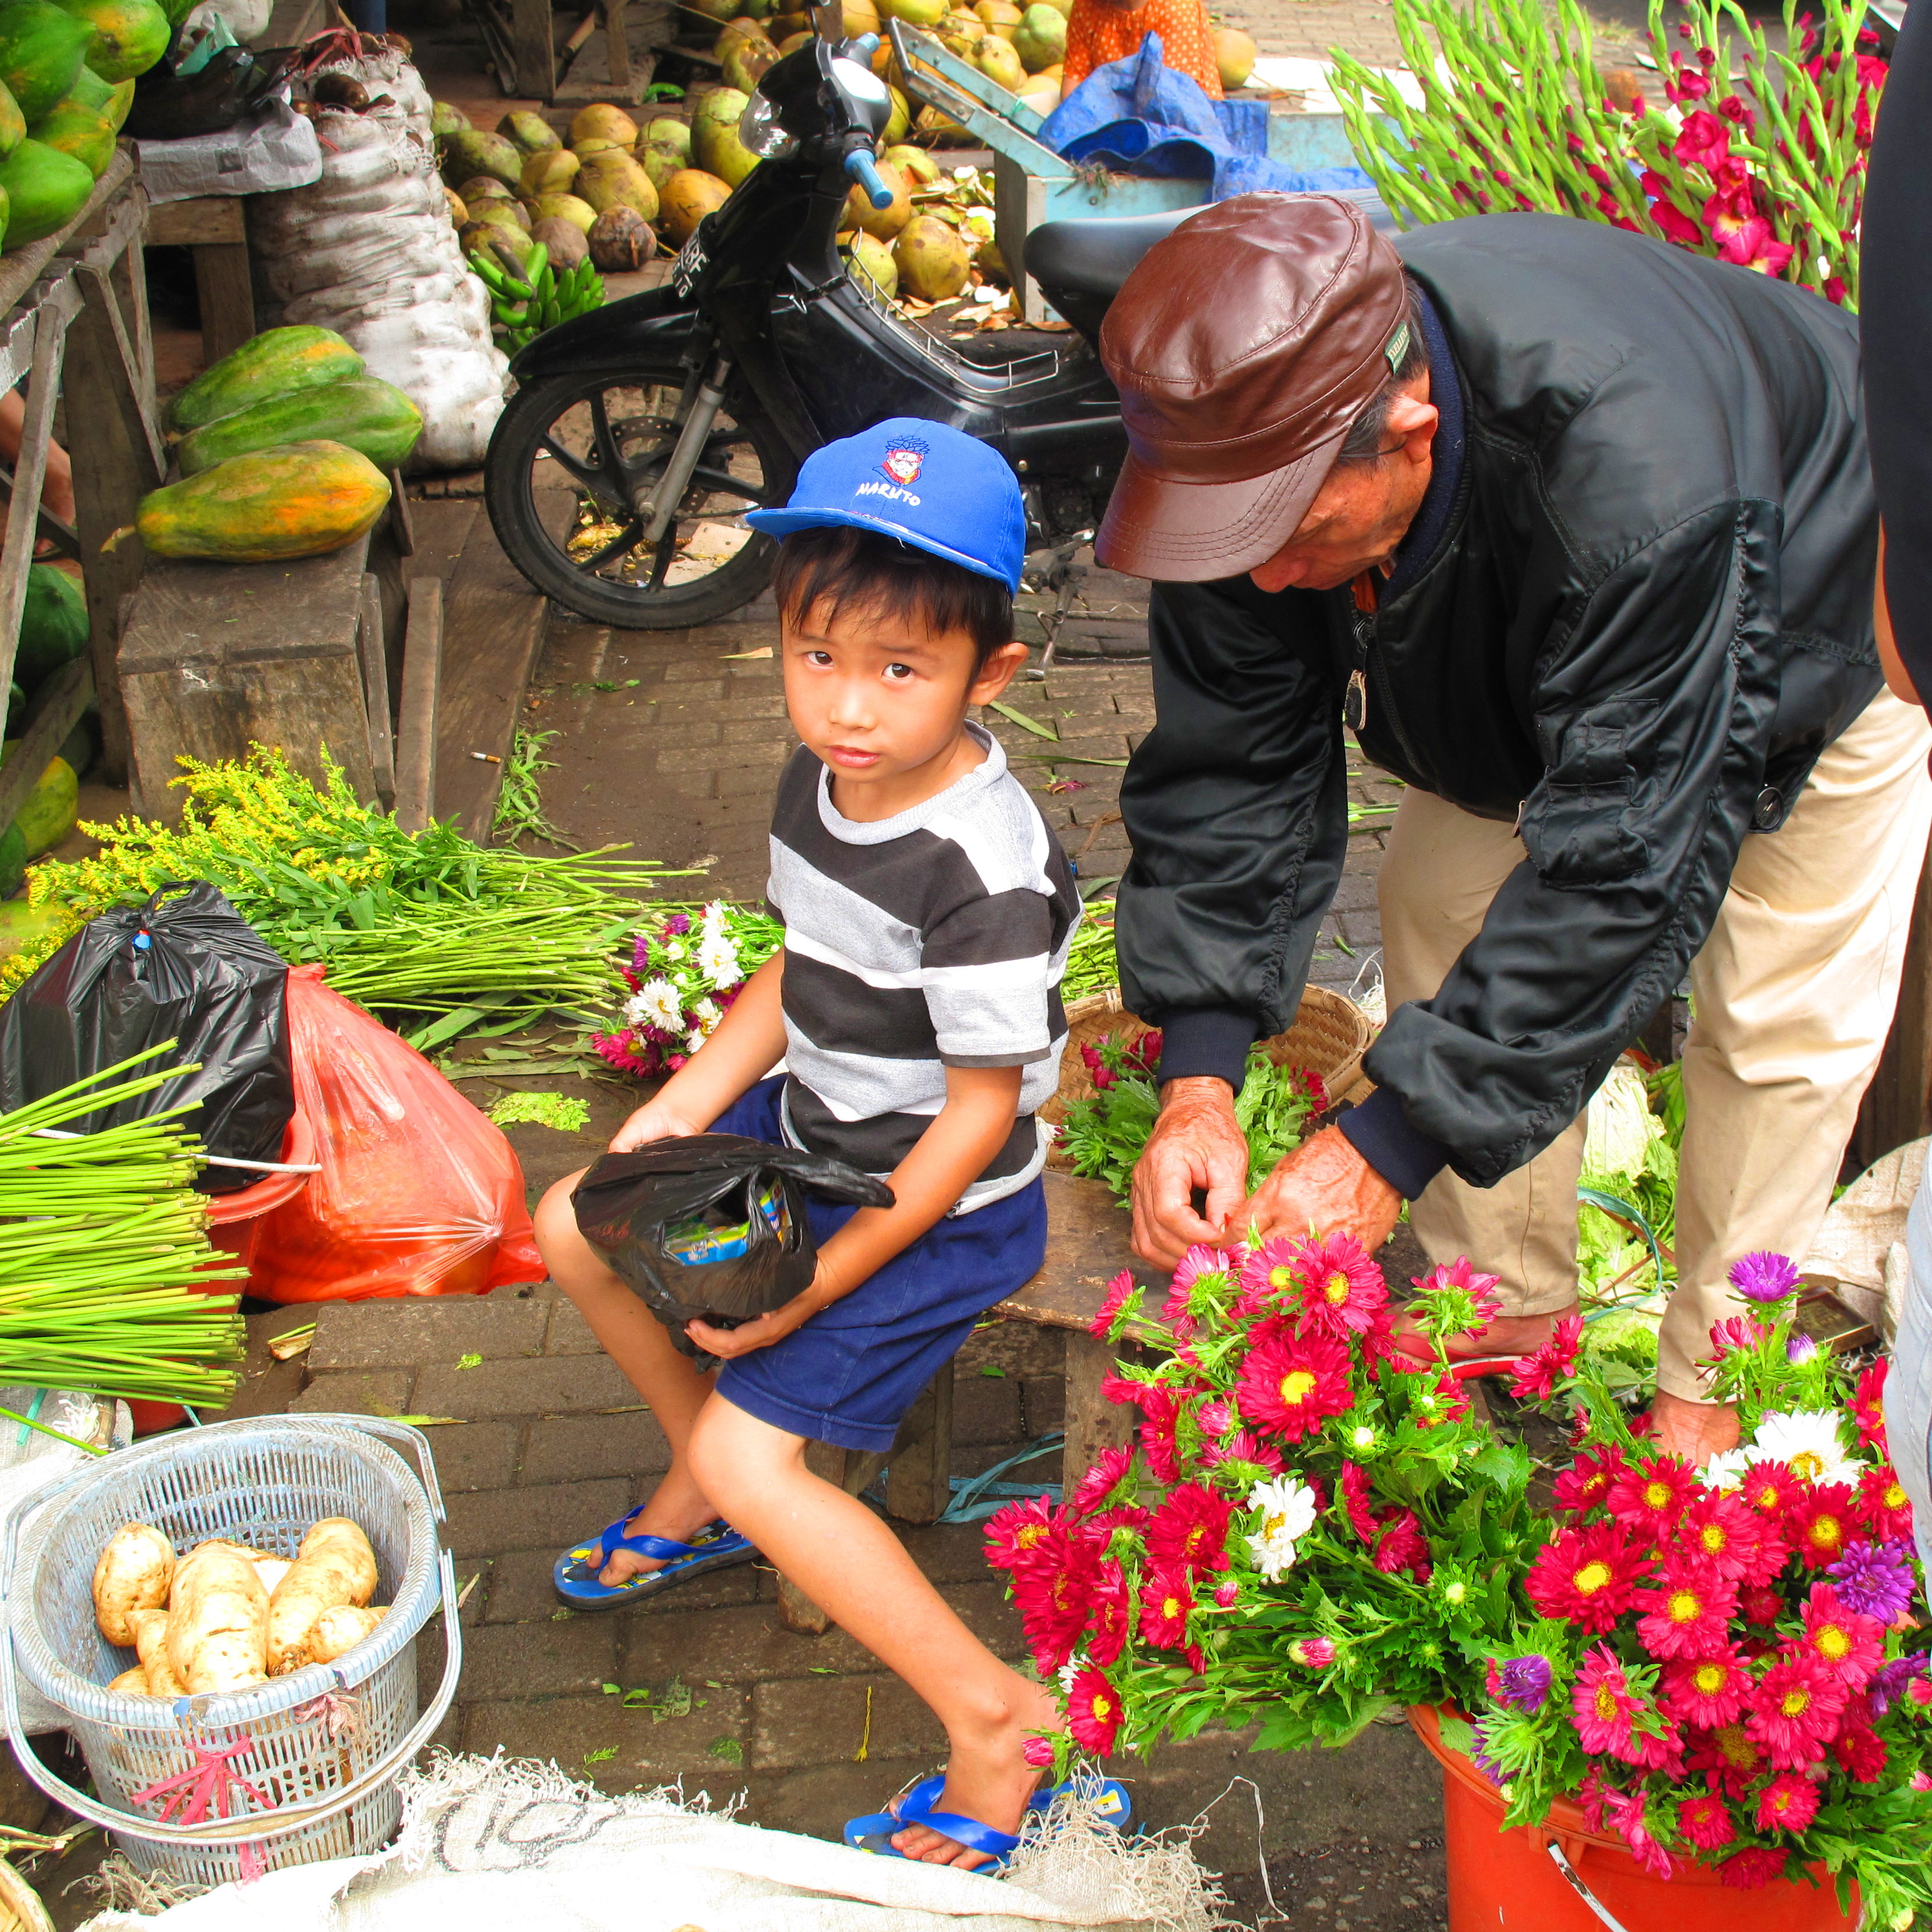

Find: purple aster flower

[1494,1653,1554,1713]
[1727,1251,1800,1304]
[630,935,653,975]
[1828,1539,1916,1624]
[1786,1332,1819,1363]
[1868,1650,1930,1717]
[1469,1721,1508,1790]
[663,913,692,936]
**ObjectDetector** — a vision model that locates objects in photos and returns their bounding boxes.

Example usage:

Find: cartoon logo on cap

[880,442,926,488]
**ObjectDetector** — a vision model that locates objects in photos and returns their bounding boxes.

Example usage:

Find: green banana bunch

[467,239,606,352]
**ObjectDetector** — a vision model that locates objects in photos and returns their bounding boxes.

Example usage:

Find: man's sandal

[843,1772,1132,1868]
[552,1514,757,1611]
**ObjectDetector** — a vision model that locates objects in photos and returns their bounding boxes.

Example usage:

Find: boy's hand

[609,1098,710,1153]
[685,1293,818,1359]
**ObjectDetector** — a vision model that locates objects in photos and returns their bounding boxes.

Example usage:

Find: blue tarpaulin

[1038,34,1374,200]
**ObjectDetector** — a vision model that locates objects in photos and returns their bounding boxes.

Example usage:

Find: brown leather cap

[1096,194,1408,580]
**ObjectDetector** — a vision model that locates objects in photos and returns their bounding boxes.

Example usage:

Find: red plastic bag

[250,965,545,1303]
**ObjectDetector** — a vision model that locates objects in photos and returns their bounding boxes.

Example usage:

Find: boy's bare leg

[534,1173,725,1585]
[688,1395,1060,1869]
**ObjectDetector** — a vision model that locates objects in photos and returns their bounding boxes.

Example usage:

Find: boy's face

[781,594,1028,807]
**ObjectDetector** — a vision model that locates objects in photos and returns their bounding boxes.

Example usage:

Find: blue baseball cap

[744,417,1026,593]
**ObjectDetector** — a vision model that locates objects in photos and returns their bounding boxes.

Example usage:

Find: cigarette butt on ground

[470,751,502,762]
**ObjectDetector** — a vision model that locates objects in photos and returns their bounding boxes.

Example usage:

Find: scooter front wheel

[485,370,796,631]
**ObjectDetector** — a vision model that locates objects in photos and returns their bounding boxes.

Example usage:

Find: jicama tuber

[166,1543,268,1693]
[253,1556,293,1597]
[92,1523,174,1647]
[266,1519,377,1675]
[129,1608,187,1697]
[302,1604,386,1667]
[107,1666,152,1696]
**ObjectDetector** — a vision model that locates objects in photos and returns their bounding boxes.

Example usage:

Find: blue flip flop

[552,1514,757,1611]
[843,1773,1133,1866]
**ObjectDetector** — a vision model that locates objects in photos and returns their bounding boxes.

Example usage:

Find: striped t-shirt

[768,724,1081,1213]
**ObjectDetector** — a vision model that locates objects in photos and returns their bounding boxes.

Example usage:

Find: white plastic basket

[0,1414,461,1887]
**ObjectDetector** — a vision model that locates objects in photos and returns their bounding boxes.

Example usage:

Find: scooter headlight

[738,91,799,159]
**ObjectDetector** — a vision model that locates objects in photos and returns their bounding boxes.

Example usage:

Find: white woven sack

[248,65,505,471]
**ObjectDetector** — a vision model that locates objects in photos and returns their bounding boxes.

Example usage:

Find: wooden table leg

[884,1361,953,1525]
[190,242,254,366]
[512,0,555,100]
[1060,1328,1133,1497]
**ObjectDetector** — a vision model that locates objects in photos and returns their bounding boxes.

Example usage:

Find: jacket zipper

[1344,573,1425,774]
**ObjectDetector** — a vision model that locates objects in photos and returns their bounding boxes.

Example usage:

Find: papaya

[0,744,76,857]
[175,374,422,477]
[0,76,24,160]
[168,326,363,433]
[136,440,393,564]
[13,561,86,687]
[0,1,94,121]
[0,136,92,243]
[29,94,112,175]
[50,0,162,80]
[0,822,21,900]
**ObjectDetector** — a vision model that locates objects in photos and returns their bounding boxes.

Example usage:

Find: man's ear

[1385,390,1437,465]
[969,640,1031,706]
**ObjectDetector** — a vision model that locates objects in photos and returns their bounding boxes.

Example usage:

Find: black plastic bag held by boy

[0,883,294,1194]
[572,1135,895,1360]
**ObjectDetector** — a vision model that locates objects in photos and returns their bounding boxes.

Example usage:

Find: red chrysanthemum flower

[1688,1723,1769,1798]
[1857,1463,1915,1544]
[1292,1231,1388,1336]
[1408,1371,1470,1428]
[1066,1666,1122,1756]
[1146,1483,1234,1581]
[1200,1428,1286,1475]
[1678,1489,1781,1586]
[1605,1454,1698,1537]
[1738,1459,1800,1520]
[1601,1787,1674,1878]
[1138,1560,1199,1656]
[1661,1645,1751,1730]
[1525,1521,1653,1633]
[1754,1772,1819,1835]
[1232,1327,1353,1444]
[1552,1447,1628,1517]
[1852,1358,1888,1455]
[1340,1462,1380,1544]
[1833,1712,1888,1782]
[1085,1560,1130,1667]
[1677,1791,1738,1851]
[1740,1583,1784,1625]
[1506,1314,1584,1401]
[1373,1509,1432,1581]
[1719,1846,1790,1889]
[1087,1268,1137,1340]
[1572,1650,1643,1758]
[1069,1444,1136,1515]
[1746,1653,1847,1769]
[1799,1583,1884,1689]
[1234,1237,1305,1318]
[1409,1255,1504,1334]
[985,1494,1066,1571]
[1786,1484,1863,1570]
[1102,1373,1186,1483]
[1635,1558,1738,1661]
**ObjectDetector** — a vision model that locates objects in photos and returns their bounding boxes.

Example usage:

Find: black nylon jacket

[1116,213,1880,1189]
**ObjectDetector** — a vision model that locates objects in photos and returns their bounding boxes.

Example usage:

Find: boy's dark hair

[772,524,1013,671]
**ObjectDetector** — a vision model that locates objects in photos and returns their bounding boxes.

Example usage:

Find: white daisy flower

[1749,1410,1863,1488]
[624,977,682,1034]
[1244,1476,1318,1583]
[690,996,722,1038]
[698,928,743,989]
[1698,1448,1750,1492]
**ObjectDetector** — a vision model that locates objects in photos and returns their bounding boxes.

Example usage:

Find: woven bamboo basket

[1041,985,1375,1156]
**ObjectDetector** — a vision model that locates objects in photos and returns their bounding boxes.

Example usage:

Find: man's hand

[1236,1124,1402,1253]
[608,1097,710,1154]
[685,1295,817,1359]
[1130,1077,1251,1268]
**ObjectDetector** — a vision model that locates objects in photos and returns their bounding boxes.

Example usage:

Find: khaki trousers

[1377,688,1932,1401]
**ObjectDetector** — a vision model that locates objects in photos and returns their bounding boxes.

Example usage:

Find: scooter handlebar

[844,146,894,209]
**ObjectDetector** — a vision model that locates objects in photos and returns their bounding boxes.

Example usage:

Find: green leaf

[405,1006,492,1053]
[987,700,1059,740]
[455,1352,483,1370]
[583,1746,617,1765]
[709,1737,744,1765]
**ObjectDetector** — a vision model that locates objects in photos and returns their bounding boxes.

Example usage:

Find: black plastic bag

[0,883,293,1194]
[124,37,298,142]
[573,1135,895,1360]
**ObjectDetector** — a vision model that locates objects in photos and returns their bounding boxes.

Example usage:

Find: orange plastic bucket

[1407,1705,1857,1932]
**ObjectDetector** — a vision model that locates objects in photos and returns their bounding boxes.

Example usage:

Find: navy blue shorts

[706,1077,1046,1452]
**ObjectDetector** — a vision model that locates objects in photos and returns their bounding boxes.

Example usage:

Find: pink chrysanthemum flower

[1661,1644,1751,1730]
[1728,1251,1801,1304]
[1506,1314,1584,1400]
[1852,1359,1888,1455]
[1087,1269,1137,1341]
[1754,1772,1819,1835]
[1407,1256,1504,1338]
[1146,1483,1234,1580]
[1634,1558,1738,1661]
[1373,1510,1432,1581]
[1065,1667,1122,1755]
[1552,1447,1627,1516]
[1235,1237,1306,1317]
[985,1495,1065,1572]
[1718,1846,1790,1889]
[1201,1429,1286,1476]
[1137,1561,1198,1654]
[1101,1373,1186,1483]
[1833,1713,1888,1783]
[1601,1788,1674,1880]
[1856,1464,1915,1544]
[1525,1521,1651,1633]
[1676,1792,1737,1852]
[1688,1724,1769,1798]
[1787,1484,1863,1570]
[1069,1444,1135,1515]
[1745,1653,1847,1770]
[1678,1489,1780,1586]
[1011,1537,1101,1676]
[1232,1328,1353,1444]
[1195,1397,1236,1439]
[1162,1243,1231,1335]
[1605,1454,1698,1538]
[1293,1231,1388,1336]
[1339,1462,1380,1544]
[1085,1560,1130,1667]
[1287,1637,1336,1668]
[1798,1583,1884,1689]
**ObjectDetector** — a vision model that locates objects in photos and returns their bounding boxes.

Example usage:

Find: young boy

[534,418,1082,1870]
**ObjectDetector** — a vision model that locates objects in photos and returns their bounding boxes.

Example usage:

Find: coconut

[531,215,590,268]
[430,99,470,136]
[940,7,984,33]
[637,118,694,191]
[575,148,660,222]
[691,86,758,187]
[974,0,1022,34]
[533,191,599,232]
[881,83,910,144]
[457,173,513,204]
[846,230,897,298]
[722,27,780,92]
[570,103,640,147]
[914,102,974,142]
[498,110,561,155]
[1010,2,1063,71]
[842,158,911,238]
[776,29,810,50]
[771,7,809,32]
[842,0,880,34]
[1213,24,1256,89]
[462,217,532,264]
[659,167,732,242]
[588,203,655,270]
[440,128,523,190]
[883,142,940,184]
[877,0,946,22]
[975,34,1026,89]
[893,212,969,300]
[520,146,580,197]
